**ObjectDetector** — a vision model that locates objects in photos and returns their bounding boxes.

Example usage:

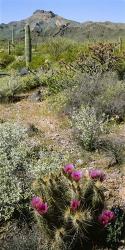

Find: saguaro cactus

[25,24,32,67]
[11,26,14,44]
[119,37,123,52]
[8,41,11,55]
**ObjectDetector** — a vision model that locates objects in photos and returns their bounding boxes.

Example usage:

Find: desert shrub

[14,46,24,56]
[67,71,125,121]
[116,59,125,80]
[1,223,39,250]
[96,138,125,165]
[0,75,22,102]
[36,40,89,66]
[19,75,41,91]
[0,122,40,222]
[0,53,15,68]
[0,74,42,102]
[72,106,105,151]
[0,121,75,223]
[60,46,80,63]
[29,55,47,70]
[42,70,75,94]
[30,150,71,179]
[9,60,25,70]
[94,76,125,120]
[58,43,89,63]
[39,38,88,63]
[41,38,74,61]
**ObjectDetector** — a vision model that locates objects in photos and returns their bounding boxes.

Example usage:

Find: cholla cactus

[32,165,105,249]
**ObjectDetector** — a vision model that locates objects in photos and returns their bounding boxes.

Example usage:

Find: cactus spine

[25,24,32,67]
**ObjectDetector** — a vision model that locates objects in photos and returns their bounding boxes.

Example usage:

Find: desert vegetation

[0,16,125,250]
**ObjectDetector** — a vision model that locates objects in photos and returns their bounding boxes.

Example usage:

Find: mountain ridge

[0,10,125,42]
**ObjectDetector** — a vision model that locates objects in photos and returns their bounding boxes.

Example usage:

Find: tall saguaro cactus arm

[25,24,32,67]
[12,26,14,44]
[8,41,11,55]
[119,37,123,52]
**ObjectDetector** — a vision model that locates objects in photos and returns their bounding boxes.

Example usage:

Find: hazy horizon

[0,0,125,24]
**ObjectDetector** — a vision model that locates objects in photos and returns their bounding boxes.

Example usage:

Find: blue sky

[0,0,125,23]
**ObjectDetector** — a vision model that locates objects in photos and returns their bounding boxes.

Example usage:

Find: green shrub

[42,70,75,95]
[14,46,24,56]
[60,46,79,63]
[41,38,73,61]
[19,75,41,91]
[9,60,25,70]
[29,55,47,70]
[0,53,15,68]
[116,59,125,80]
[38,38,87,63]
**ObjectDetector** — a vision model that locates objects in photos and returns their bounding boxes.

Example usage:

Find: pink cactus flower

[64,164,74,174]
[71,170,83,181]
[31,196,43,209]
[98,210,115,226]
[36,202,49,215]
[70,199,80,211]
[89,169,106,182]
[31,197,48,215]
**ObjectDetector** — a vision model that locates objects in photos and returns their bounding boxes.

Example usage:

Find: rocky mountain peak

[33,9,56,18]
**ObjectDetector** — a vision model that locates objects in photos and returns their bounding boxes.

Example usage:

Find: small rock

[28,90,42,102]
[20,68,29,76]
[76,159,83,166]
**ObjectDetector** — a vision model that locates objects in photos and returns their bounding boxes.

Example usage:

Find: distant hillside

[0,10,125,42]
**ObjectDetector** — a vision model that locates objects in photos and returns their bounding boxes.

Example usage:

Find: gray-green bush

[72,106,106,151]
[0,122,38,222]
[67,71,125,121]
